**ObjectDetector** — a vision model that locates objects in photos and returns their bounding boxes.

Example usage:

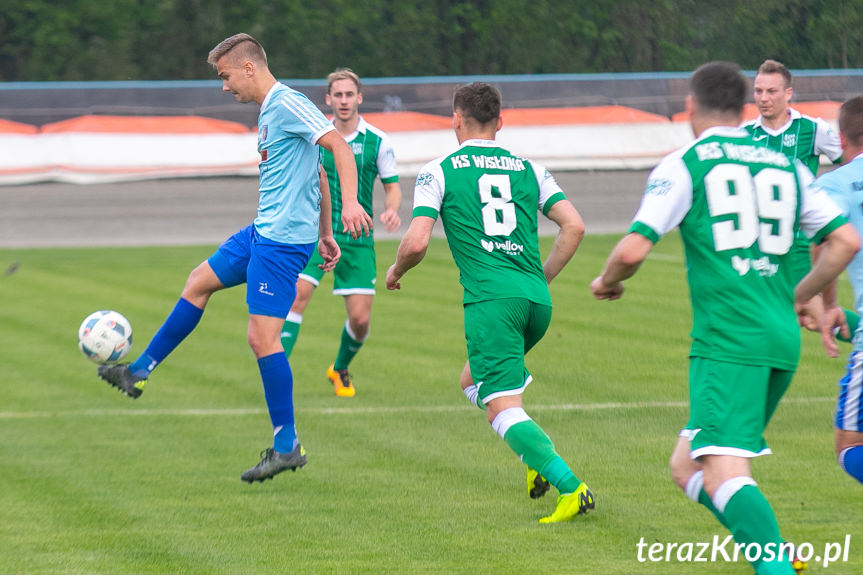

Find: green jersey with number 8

[630,126,846,369]
[412,139,567,305]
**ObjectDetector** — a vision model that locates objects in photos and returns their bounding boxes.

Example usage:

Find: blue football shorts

[207,224,314,318]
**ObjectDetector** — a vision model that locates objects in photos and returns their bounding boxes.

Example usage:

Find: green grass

[0,235,861,574]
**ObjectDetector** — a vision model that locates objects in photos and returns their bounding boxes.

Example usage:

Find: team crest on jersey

[782,133,796,147]
[416,172,434,186]
[645,178,672,196]
[261,125,268,141]
[351,142,363,155]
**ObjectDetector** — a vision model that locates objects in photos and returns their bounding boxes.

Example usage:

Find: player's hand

[379,208,401,233]
[317,235,340,272]
[590,275,624,300]
[341,201,372,239]
[385,264,402,290]
[819,304,849,359]
[795,295,823,332]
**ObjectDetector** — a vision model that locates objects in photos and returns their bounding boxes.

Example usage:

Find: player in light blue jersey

[96,33,372,483]
[812,96,863,487]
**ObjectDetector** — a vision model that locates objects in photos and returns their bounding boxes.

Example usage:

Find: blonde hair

[327,68,361,94]
[207,33,267,68]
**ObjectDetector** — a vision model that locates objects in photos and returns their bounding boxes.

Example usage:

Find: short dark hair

[690,61,747,116]
[452,82,501,125]
[207,33,267,67]
[757,59,792,88]
[839,96,863,148]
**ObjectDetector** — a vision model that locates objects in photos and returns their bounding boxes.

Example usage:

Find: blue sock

[839,445,863,485]
[258,352,298,453]
[129,298,203,377]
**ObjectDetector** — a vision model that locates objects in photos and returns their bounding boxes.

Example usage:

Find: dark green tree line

[1,0,862,82]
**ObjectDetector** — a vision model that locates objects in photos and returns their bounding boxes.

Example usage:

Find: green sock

[280,318,301,358]
[502,419,581,494]
[720,483,795,575]
[698,488,731,530]
[686,470,730,529]
[334,324,364,371]
[838,309,861,343]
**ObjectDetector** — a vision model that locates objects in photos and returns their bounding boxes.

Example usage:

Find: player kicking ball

[97,33,371,483]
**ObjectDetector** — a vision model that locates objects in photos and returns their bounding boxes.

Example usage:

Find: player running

[592,61,858,574]
[387,82,593,523]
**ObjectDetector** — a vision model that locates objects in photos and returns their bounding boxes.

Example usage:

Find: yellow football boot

[327,364,356,398]
[539,482,595,524]
[527,467,550,499]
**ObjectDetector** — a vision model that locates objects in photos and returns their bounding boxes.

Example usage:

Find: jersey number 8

[478,174,517,236]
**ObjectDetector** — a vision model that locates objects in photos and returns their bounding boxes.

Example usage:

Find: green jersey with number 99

[630,126,846,369]
[412,139,567,305]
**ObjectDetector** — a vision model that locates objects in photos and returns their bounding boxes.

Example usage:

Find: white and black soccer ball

[78,310,133,363]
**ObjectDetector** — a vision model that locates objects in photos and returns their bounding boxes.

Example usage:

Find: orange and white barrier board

[0,105,839,185]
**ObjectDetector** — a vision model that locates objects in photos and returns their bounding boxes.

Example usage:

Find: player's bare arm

[386,216,435,290]
[816,277,848,358]
[317,168,340,272]
[795,223,859,304]
[542,200,584,284]
[590,232,654,301]
[379,181,402,232]
[805,234,859,357]
[317,130,372,239]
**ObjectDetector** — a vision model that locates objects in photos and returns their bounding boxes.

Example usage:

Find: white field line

[0,396,833,420]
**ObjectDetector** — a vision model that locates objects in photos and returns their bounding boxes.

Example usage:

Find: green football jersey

[630,126,845,369]
[742,108,843,281]
[320,117,399,245]
[741,108,842,175]
[412,139,566,305]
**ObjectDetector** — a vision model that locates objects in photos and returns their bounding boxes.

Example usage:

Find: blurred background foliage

[1,0,862,81]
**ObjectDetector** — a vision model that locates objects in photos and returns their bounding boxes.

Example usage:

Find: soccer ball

[78,310,133,363]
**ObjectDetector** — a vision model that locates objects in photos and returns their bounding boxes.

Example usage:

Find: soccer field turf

[1,235,860,574]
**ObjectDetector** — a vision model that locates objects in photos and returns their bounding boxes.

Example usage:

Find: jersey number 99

[704,164,797,255]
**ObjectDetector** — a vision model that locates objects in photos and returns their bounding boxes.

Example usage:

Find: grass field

[1,234,861,574]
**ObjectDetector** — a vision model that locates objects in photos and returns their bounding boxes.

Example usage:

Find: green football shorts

[464,298,552,405]
[683,357,794,459]
[298,239,376,295]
